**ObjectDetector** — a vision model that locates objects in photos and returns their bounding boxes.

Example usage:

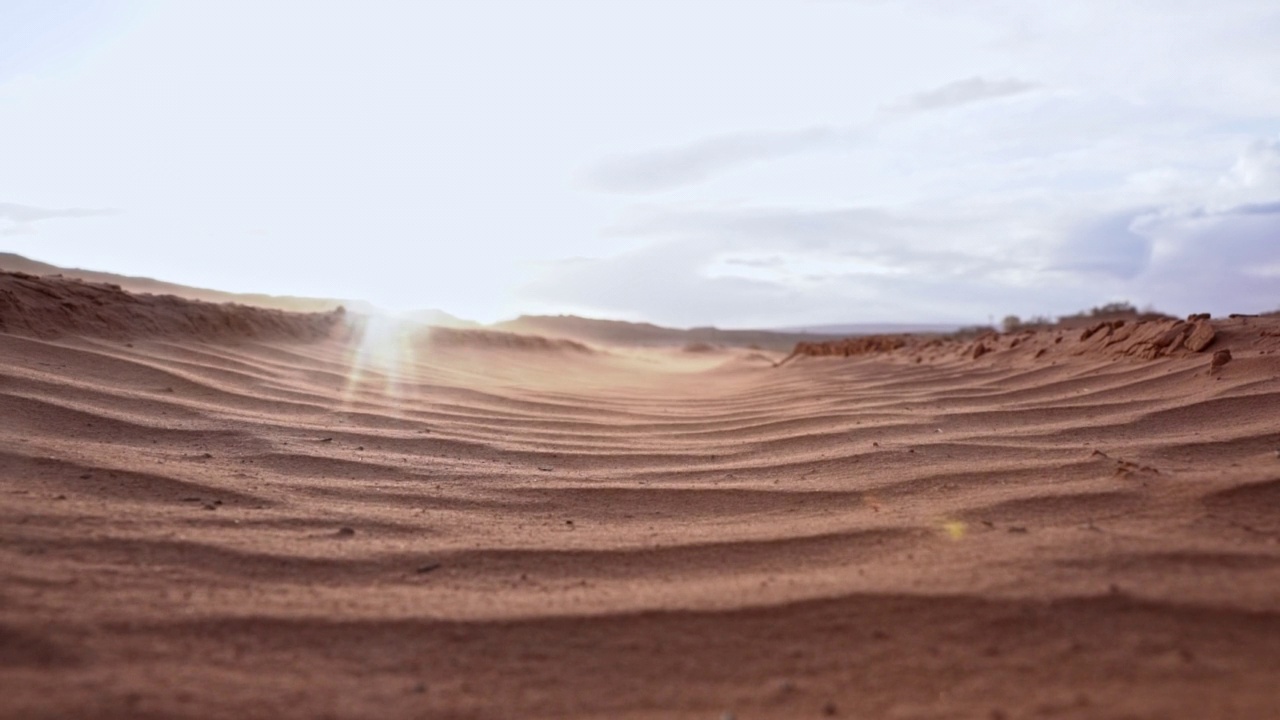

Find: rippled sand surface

[2,286,1279,718]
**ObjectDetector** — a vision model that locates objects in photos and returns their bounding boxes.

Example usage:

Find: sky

[2,0,1279,327]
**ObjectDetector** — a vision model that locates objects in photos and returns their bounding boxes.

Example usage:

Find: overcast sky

[2,0,1278,326]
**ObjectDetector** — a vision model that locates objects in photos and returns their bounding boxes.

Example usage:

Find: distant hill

[494,314,849,351]
[1,252,950,347]
[401,308,480,329]
[0,252,370,314]
[771,322,963,335]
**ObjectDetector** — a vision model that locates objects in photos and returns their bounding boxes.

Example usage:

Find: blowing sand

[2,273,1279,719]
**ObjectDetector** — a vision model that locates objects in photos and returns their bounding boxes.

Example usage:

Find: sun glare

[340,312,420,408]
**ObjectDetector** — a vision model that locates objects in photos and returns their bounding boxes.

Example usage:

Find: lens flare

[340,312,420,409]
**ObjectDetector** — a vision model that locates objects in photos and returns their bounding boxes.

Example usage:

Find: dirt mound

[774,335,909,366]
[778,315,1280,367]
[682,341,719,353]
[0,252,358,313]
[0,271,343,341]
[422,326,593,353]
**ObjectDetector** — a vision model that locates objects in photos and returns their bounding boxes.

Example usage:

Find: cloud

[522,202,1063,327]
[886,77,1038,114]
[1128,205,1280,312]
[533,134,1280,327]
[604,204,1018,276]
[584,126,840,194]
[522,232,1086,329]
[1049,210,1155,279]
[722,255,787,268]
[0,202,117,235]
[1227,199,1280,215]
[583,76,1038,195]
[1215,136,1280,210]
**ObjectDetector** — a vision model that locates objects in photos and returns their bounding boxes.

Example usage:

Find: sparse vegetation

[1088,301,1139,316]
[1001,315,1054,333]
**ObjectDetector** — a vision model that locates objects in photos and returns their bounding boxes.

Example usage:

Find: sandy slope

[2,278,1280,719]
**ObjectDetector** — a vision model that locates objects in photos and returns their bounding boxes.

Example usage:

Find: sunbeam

[339,312,421,409]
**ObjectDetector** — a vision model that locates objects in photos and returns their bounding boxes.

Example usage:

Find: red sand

[2,272,1279,719]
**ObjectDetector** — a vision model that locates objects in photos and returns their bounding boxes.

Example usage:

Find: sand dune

[0,253,359,314]
[2,277,1279,719]
[0,271,344,341]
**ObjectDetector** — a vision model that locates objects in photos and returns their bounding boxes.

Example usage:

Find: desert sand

[2,271,1279,719]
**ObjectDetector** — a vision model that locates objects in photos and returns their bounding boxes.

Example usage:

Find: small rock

[537,466,554,472]
[201,453,213,459]
[1210,349,1232,372]
[319,437,334,443]
[1153,325,1189,351]
[823,701,839,716]
[416,562,442,574]
[356,446,364,451]
[412,682,426,694]
[54,494,66,501]
[1184,321,1216,352]
[1007,526,1028,534]
[203,503,217,511]
[336,527,355,537]
[78,473,91,480]
[971,343,989,359]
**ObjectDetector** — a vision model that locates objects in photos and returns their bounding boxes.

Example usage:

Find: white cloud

[884,77,1038,114]
[0,202,117,236]
[529,132,1280,325]
[584,127,842,194]
[582,76,1038,195]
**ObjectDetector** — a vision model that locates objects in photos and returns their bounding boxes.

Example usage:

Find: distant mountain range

[770,322,963,335]
[496,315,849,351]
